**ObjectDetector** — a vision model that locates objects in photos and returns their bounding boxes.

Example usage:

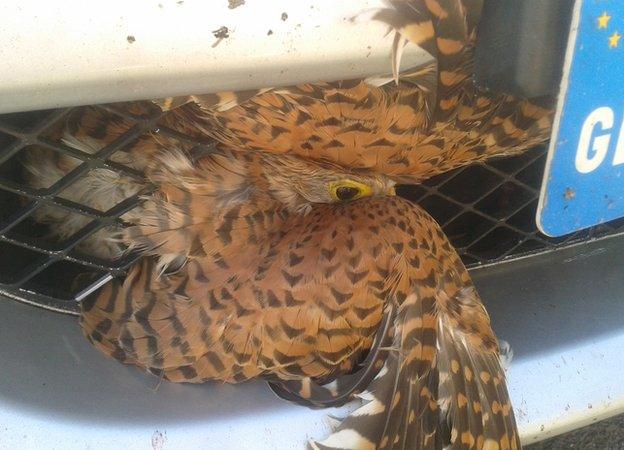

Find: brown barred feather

[153,0,550,184]
[309,251,518,450]
[25,1,533,448]
[78,148,517,449]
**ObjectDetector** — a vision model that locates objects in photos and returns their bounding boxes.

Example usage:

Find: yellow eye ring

[329,180,373,202]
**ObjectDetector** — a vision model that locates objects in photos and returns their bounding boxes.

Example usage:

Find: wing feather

[311,265,518,449]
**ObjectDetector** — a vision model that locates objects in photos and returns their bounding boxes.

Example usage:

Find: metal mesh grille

[1,106,623,315]
[398,147,624,267]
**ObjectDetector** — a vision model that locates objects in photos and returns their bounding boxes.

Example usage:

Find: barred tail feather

[311,287,519,450]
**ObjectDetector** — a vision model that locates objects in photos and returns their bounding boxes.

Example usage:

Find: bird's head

[130,148,398,274]
[142,147,398,236]
[258,152,397,214]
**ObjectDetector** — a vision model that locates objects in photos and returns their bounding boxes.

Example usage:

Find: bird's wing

[80,160,518,448]
[435,287,519,450]
[267,301,395,408]
[152,0,551,183]
[80,199,390,385]
[310,200,519,450]
[80,148,387,384]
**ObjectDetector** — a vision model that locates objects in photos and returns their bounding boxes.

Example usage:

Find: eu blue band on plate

[537,0,624,237]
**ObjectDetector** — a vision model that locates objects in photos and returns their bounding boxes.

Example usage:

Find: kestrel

[23,0,552,262]
[80,147,518,449]
[19,1,550,448]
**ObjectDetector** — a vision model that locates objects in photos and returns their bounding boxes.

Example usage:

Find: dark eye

[335,186,361,201]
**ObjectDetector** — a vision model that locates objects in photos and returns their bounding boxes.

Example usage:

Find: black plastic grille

[398,146,624,267]
[1,106,623,315]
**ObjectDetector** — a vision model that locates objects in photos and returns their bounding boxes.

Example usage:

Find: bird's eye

[329,180,372,202]
[335,186,360,201]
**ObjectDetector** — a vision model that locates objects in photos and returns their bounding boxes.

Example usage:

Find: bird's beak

[386,186,396,196]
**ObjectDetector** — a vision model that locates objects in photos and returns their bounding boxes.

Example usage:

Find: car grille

[1,105,622,314]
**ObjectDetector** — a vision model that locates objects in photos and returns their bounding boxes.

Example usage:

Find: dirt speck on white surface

[228,0,245,9]
[151,430,167,450]
[212,26,230,39]
[212,26,230,48]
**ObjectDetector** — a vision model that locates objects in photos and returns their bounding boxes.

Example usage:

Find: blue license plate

[538,0,624,236]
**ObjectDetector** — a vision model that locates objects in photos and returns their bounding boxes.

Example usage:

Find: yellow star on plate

[609,31,621,48]
[598,12,611,29]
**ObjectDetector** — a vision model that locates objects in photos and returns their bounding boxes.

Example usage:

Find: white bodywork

[0,0,430,113]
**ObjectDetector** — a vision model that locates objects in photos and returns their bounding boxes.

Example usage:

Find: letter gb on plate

[538,0,624,236]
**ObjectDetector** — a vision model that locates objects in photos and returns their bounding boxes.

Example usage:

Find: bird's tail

[311,241,520,449]
[152,1,484,121]
[369,0,484,122]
